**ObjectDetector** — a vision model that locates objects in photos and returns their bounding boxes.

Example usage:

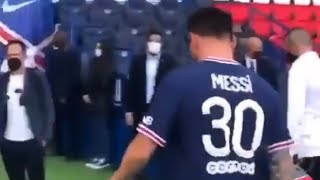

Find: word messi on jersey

[211,73,253,93]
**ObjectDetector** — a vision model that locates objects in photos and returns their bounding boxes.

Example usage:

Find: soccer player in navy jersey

[110,7,295,180]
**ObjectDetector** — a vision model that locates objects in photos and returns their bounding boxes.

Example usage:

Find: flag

[0,0,57,69]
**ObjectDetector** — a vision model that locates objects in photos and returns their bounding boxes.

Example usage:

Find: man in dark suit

[45,31,81,159]
[241,36,281,91]
[124,29,179,131]
[0,40,54,180]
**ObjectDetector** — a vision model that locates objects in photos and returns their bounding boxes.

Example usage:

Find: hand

[59,98,66,104]
[109,171,123,180]
[41,140,46,147]
[82,95,91,104]
[125,112,134,126]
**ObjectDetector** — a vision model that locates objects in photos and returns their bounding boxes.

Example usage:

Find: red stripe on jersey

[268,139,294,153]
[136,124,166,147]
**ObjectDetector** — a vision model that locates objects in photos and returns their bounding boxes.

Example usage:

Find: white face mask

[95,48,102,57]
[147,42,162,55]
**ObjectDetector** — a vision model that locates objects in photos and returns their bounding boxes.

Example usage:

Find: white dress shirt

[287,51,320,158]
[5,74,34,141]
[245,55,257,72]
[145,55,160,104]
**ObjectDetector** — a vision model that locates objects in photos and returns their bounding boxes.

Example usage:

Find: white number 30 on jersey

[202,96,265,159]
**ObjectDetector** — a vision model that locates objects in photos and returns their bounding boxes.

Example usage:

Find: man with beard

[0,40,54,180]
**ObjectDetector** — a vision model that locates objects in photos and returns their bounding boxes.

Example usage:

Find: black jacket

[125,53,179,113]
[241,56,281,91]
[85,59,116,117]
[0,68,55,143]
[45,48,81,101]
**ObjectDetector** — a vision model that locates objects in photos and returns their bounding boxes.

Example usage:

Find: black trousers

[299,157,320,180]
[0,139,45,180]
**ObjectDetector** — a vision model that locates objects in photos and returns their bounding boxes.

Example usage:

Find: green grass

[0,156,113,180]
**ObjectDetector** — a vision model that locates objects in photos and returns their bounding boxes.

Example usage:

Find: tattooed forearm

[270,149,295,180]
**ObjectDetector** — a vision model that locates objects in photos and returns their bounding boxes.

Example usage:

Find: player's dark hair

[147,27,162,39]
[187,7,233,39]
[6,40,26,52]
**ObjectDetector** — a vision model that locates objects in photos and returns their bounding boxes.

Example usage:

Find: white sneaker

[85,158,99,168]
[89,158,110,170]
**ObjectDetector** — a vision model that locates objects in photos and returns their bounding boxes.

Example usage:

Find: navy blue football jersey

[137,57,292,180]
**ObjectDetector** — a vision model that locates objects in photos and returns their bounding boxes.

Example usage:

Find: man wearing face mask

[124,28,179,179]
[241,36,281,91]
[0,40,54,180]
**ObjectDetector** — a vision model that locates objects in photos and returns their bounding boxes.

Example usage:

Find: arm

[111,134,157,180]
[270,148,295,180]
[111,75,181,180]
[265,91,295,180]
[36,70,55,142]
[287,66,306,149]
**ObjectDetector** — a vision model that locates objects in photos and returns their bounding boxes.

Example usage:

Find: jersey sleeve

[264,92,293,153]
[136,75,181,148]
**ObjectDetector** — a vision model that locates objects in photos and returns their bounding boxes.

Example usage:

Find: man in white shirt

[286,28,320,179]
[0,40,54,180]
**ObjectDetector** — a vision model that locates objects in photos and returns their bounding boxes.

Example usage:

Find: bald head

[246,37,263,58]
[286,28,313,56]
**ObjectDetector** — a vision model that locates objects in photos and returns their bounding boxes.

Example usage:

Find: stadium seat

[229,4,249,24]
[87,5,121,29]
[60,0,86,6]
[252,4,272,17]
[126,0,152,10]
[115,29,134,50]
[251,20,272,36]
[91,0,122,10]
[115,28,146,54]
[114,49,133,76]
[158,0,180,10]
[162,36,180,56]
[121,6,151,35]
[214,3,231,14]
[293,6,313,21]
[81,27,115,56]
[156,6,184,34]
[59,6,86,30]
[272,5,295,21]
[193,0,213,7]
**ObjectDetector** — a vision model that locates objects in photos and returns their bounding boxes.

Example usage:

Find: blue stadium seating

[60,0,86,6]
[81,27,115,56]
[86,5,121,29]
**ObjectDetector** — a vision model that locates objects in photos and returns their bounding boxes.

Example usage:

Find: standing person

[286,28,320,180]
[241,37,282,91]
[110,7,294,180]
[124,28,179,131]
[83,40,116,169]
[45,31,81,159]
[0,40,54,180]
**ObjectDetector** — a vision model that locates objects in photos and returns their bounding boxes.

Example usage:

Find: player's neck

[197,46,234,62]
[298,46,313,56]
